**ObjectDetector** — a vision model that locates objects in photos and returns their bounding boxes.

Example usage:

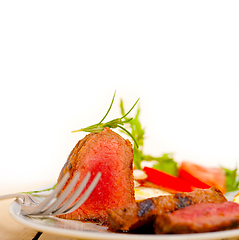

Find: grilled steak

[57,127,135,222]
[154,201,239,234]
[107,187,227,232]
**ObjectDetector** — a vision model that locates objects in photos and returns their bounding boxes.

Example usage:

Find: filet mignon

[57,127,135,223]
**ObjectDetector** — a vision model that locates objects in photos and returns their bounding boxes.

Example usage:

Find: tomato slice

[178,161,226,193]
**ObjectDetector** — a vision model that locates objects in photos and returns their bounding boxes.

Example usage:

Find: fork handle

[0,193,24,200]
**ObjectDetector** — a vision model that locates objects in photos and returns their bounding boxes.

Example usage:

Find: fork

[0,171,101,216]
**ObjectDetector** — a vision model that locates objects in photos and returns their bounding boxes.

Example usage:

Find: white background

[0,1,239,194]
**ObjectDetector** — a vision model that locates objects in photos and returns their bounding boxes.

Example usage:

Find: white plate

[8,195,239,240]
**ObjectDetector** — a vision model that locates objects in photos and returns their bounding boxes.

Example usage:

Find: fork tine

[28,172,70,215]
[51,172,91,215]
[41,172,80,215]
[58,172,101,215]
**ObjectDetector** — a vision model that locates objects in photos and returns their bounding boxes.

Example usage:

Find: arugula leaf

[223,167,239,192]
[120,99,144,147]
[150,154,178,177]
[120,99,145,169]
[120,100,178,175]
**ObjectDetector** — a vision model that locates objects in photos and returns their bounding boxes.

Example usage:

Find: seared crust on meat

[154,201,239,234]
[107,187,227,232]
[57,132,96,182]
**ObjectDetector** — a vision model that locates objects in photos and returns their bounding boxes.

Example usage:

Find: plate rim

[8,199,239,240]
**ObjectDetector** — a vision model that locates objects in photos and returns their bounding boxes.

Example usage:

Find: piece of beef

[154,201,239,234]
[107,187,227,232]
[57,127,135,222]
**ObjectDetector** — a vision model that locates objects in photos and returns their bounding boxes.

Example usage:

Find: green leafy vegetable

[72,91,140,148]
[223,167,239,192]
[22,184,57,195]
[120,100,178,175]
[120,99,144,169]
[151,154,178,177]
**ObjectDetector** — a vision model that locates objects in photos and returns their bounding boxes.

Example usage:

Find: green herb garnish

[72,91,140,148]
[22,184,57,195]
[150,154,178,177]
[120,99,144,169]
[223,167,239,192]
[120,100,178,174]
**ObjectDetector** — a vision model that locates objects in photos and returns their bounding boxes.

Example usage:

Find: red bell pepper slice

[143,167,196,193]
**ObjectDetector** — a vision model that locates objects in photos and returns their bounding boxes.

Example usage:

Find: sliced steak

[57,127,135,222]
[154,201,239,234]
[107,187,227,232]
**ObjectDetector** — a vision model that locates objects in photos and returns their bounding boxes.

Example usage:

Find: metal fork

[0,171,101,216]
